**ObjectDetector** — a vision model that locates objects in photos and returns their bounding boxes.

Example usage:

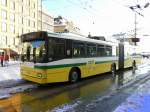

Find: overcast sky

[43,0,150,52]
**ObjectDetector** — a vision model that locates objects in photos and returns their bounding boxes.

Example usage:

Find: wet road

[0,63,150,112]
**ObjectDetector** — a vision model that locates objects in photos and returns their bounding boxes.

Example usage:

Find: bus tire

[69,69,79,83]
[111,63,116,74]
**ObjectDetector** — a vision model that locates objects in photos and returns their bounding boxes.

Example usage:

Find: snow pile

[0,91,10,99]
[50,101,81,112]
[0,84,37,99]
[114,80,150,112]
[9,84,37,94]
[0,61,21,81]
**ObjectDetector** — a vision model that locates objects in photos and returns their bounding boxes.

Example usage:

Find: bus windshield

[21,40,47,63]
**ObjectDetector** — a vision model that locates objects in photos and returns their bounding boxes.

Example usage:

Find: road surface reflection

[0,68,144,112]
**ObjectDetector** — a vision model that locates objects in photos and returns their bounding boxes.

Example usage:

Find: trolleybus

[20,31,140,84]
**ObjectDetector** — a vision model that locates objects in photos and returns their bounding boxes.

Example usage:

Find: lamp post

[129,3,149,45]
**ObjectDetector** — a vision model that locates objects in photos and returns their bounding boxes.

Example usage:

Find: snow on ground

[51,101,82,112]
[0,61,21,81]
[0,61,38,99]
[114,79,150,112]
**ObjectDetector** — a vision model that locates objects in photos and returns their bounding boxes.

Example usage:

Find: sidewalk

[0,61,21,82]
[114,79,150,112]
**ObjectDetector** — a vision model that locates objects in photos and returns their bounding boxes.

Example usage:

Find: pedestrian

[0,52,4,67]
[4,54,9,66]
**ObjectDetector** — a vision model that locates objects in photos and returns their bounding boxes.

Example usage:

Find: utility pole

[129,2,149,45]
[112,33,125,70]
[134,13,137,45]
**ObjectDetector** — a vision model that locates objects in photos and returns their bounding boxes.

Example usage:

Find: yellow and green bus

[20,31,141,84]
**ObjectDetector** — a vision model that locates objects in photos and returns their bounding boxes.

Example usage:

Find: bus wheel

[69,69,79,83]
[111,63,116,75]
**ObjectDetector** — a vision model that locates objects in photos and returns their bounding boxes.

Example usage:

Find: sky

[43,0,150,52]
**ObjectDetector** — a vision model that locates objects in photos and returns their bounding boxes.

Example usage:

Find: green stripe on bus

[34,60,118,69]
[95,60,114,64]
[35,63,86,69]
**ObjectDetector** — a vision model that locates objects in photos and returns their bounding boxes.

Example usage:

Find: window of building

[22,7,23,13]
[28,19,30,26]
[22,18,24,24]
[1,10,7,20]
[10,1,15,10]
[10,13,15,22]
[19,17,22,24]
[30,20,35,27]
[1,22,7,32]
[33,3,35,8]
[19,6,22,13]
[1,0,7,6]
[33,21,35,28]
[19,27,22,35]
[27,29,30,33]
[10,25,15,33]
[33,12,36,18]
[0,36,2,46]
[22,28,23,34]
[0,36,7,45]
[13,37,15,45]
[28,0,30,6]
[5,36,7,45]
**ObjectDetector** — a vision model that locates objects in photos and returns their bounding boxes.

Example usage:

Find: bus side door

[86,59,95,76]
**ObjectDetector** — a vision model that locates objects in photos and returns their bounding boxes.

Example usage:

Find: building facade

[0,0,38,53]
[38,9,54,32]
[54,17,81,35]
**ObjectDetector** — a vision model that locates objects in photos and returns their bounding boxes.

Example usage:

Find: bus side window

[105,45,112,56]
[73,42,85,57]
[54,38,65,60]
[97,45,105,57]
[48,38,65,61]
[67,50,71,55]
[87,44,96,57]
[48,39,54,61]
[26,46,31,61]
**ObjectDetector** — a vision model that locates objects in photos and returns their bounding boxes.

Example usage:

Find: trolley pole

[134,13,137,45]
[119,40,124,70]
[112,33,125,70]
[128,2,150,45]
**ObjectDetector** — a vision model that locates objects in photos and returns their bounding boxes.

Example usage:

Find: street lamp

[129,3,149,45]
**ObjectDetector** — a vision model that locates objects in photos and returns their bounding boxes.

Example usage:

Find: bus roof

[47,32,118,46]
[21,31,118,46]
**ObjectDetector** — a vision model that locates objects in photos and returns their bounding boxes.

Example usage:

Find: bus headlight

[37,73,42,78]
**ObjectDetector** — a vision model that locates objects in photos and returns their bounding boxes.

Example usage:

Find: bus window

[26,46,31,61]
[73,42,85,57]
[21,41,46,63]
[48,38,65,61]
[105,45,112,56]
[97,45,105,57]
[87,44,96,57]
